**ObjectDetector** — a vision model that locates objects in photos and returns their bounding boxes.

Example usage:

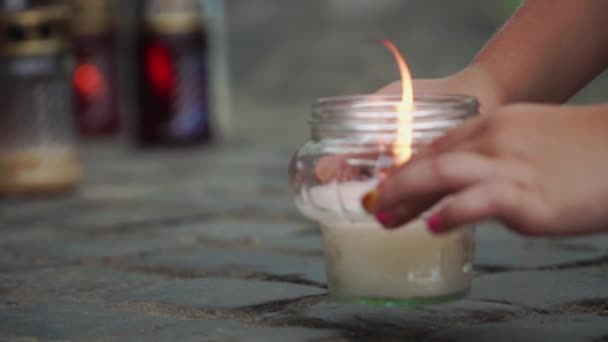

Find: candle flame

[381,39,414,164]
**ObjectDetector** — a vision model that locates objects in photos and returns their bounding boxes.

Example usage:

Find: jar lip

[310,93,479,139]
[314,93,478,114]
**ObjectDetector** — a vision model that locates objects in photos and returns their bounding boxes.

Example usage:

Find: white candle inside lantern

[297,181,473,304]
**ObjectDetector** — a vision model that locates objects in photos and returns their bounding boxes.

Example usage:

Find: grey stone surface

[134,246,326,284]
[109,278,325,309]
[2,146,608,341]
[475,222,608,269]
[158,219,322,251]
[110,320,340,342]
[2,236,182,260]
[0,302,177,340]
[0,198,80,226]
[298,300,526,339]
[427,315,608,342]
[556,234,608,252]
[302,301,440,339]
[4,266,166,297]
[470,268,608,310]
[0,248,67,273]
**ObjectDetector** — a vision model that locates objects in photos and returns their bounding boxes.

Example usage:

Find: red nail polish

[376,211,393,226]
[426,214,443,234]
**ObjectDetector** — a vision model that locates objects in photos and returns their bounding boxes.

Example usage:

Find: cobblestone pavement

[1,142,607,341]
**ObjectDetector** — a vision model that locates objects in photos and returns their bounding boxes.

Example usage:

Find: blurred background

[2,0,608,197]
[223,0,608,147]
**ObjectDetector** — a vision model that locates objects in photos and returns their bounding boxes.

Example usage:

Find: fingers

[424,180,522,233]
[371,152,502,213]
[374,196,439,229]
[413,117,485,161]
[361,152,531,229]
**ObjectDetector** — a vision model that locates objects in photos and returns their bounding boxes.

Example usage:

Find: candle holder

[135,0,213,147]
[70,0,122,138]
[289,94,478,306]
[0,5,82,196]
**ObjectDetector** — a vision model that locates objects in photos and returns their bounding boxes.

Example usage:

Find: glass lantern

[289,94,478,306]
[0,4,82,196]
[135,0,213,147]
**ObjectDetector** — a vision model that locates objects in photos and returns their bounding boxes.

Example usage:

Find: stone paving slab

[1,235,183,261]
[475,222,608,269]
[131,246,326,285]
[470,268,608,310]
[0,302,179,340]
[557,234,608,252]
[158,219,321,251]
[0,248,69,273]
[3,266,167,298]
[2,155,608,342]
[108,278,325,309]
[294,300,526,340]
[110,320,340,342]
[427,314,608,342]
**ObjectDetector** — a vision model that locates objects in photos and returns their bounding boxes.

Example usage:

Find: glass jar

[289,94,478,306]
[0,5,82,196]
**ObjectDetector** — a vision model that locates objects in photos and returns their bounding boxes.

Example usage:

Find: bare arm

[470,0,608,105]
[381,1,608,112]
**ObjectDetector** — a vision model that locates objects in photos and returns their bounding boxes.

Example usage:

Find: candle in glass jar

[289,92,479,304]
[298,181,474,302]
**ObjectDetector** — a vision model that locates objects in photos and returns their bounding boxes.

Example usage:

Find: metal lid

[141,0,204,34]
[70,0,114,35]
[310,94,479,147]
[0,5,69,56]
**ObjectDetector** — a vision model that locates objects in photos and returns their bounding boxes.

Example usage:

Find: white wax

[298,181,473,300]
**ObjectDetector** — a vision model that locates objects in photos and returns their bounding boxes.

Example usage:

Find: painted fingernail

[375,211,393,227]
[361,189,379,212]
[426,214,443,234]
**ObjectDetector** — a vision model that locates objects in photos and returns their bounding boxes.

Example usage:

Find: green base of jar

[333,289,470,308]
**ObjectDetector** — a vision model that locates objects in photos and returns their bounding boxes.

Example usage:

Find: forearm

[469,0,608,105]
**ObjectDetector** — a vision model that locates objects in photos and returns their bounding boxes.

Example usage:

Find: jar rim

[310,94,478,139]
[313,93,478,116]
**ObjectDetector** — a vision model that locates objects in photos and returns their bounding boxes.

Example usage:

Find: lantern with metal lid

[0,4,82,196]
[136,0,213,147]
[70,0,121,138]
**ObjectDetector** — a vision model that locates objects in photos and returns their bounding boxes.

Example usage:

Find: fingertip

[361,189,379,213]
[375,210,404,230]
[375,210,391,225]
[425,213,445,234]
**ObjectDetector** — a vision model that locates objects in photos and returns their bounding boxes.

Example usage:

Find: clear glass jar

[289,94,478,306]
[0,5,81,196]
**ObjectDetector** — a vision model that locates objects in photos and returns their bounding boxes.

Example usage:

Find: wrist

[452,64,509,113]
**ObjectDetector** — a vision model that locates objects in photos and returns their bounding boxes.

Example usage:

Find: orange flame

[382,39,414,164]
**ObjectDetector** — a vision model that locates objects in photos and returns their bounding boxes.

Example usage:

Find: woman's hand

[378,66,506,114]
[362,104,608,237]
